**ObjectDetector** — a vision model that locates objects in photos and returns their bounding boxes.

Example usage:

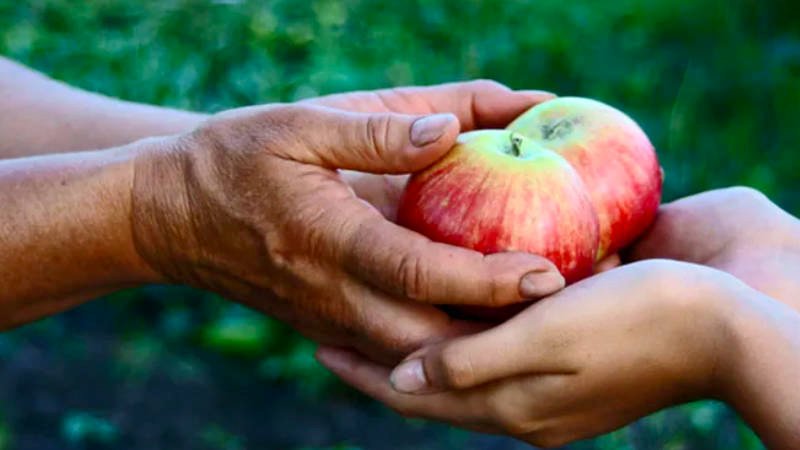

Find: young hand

[629,187,800,308]
[317,260,757,447]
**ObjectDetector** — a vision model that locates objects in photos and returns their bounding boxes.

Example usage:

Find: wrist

[128,134,193,286]
[104,140,169,285]
[714,287,800,447]
[665,266,747,399]
[712,280,781,404]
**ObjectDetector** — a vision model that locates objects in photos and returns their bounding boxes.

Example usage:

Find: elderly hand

[316,260,771,447]
[130,81,565,363]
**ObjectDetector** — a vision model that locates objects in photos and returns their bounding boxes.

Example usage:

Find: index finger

[306,80,556,130]
[341,213,565,306]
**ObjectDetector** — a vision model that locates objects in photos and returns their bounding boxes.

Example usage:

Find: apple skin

[397,130,600,284]
[508,97,662,258]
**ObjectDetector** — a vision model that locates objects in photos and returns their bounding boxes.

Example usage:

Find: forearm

[0,57,206,158]
[722,290,800,448]
[0,141,161,329]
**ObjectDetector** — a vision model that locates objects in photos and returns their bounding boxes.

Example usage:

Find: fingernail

[390,358,428,393]
[410,114,456,147]
[519,271,565,298]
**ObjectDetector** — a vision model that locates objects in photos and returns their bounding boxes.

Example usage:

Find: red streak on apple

[398,130,599,283]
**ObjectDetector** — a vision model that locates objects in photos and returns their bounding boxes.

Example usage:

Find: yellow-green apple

[507,97,662,258]
[397,130,600,284]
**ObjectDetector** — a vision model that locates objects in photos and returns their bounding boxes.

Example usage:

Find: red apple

[507,97,662,258]
[397,129,600,284]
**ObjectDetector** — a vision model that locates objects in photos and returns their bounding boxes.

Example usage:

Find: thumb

[293,105,460,174]
[388,321,540,394]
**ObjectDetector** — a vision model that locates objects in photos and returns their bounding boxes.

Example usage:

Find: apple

[507,97,662,258]
[397,129,600,283]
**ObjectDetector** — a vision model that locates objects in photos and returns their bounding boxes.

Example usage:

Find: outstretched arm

[0,57,204,157]
[0,144,160,328]
[0,74,564,366]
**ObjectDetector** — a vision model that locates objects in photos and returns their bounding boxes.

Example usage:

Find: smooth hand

[317,260,758,447]
[628,187,800,308]
[131,81,565,363]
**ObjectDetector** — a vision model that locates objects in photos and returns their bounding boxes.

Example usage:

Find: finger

[307,80,556,130]
[342,214,566,306]
[388,324,536,393]
[315,346,492,429]
[389,294,581,393]
[316,346,408,400]
[279,104,460,174]
[341,279,491,365]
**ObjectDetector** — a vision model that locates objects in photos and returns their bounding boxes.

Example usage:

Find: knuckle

[488,273,504,306]
[196,103,311,156]
[368,319,436,356]
[480,256,504,306]
[396,248,428,301]
[485,395,526,434]
[261,104,312,139]
[269,103,311,120]
[388,326,435,355]
[484,391,565,438]
[724,186,769,206]
[366,113,393,154]
[436,346,475,389]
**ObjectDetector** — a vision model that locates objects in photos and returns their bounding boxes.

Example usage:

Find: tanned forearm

[0,57,205,158]
[0,141,161,328]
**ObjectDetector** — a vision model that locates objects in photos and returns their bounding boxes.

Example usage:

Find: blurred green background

[1,0,797,448]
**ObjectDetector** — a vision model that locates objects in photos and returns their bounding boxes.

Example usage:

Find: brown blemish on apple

[541,116,582,140]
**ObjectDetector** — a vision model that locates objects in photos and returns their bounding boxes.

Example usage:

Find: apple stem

[510,133,523,157]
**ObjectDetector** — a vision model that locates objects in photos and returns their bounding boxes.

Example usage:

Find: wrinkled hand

[629,187,800,308]
[316,260,753,447]
[310,81,556,221]
[130,81,565,363]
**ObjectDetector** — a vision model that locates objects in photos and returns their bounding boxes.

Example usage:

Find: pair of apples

[398,97,662,290]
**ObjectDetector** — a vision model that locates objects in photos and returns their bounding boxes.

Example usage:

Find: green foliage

[113,333,163,380]
[1,0,797,448]
[0,413,11,450]
[61,411,119,447]
[200,424,246,450]
[201,305,275,357]
[258,339,337,396]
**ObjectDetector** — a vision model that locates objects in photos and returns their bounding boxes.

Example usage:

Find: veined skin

[508,97,662,259]
[398,130,600,283]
